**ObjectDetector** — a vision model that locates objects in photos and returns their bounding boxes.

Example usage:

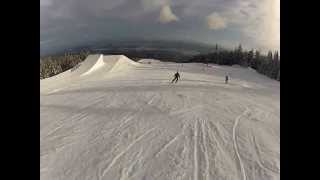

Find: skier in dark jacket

[171,71,180,83]
[225,74,229,84]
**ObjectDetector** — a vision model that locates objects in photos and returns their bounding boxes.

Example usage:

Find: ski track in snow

[252,134,280,174]
[201,119,210,180]
[100,128,155,178]
[155,132,181,158]
[232,108,250,180]
[193,119,199,180]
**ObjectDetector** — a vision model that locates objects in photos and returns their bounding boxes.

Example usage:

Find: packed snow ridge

[41,54,280,180]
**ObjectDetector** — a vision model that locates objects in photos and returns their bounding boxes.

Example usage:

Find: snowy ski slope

[40,55,280,180]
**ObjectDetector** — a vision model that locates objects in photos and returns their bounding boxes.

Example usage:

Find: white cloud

[141,0,169,11]
[40,0,53,7]
[207,12,227,30]
[140,0,179,24]
[159,4,179,23]
[238,0,280,50]
[204,0,279,50]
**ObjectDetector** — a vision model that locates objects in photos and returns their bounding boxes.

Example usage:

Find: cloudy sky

[40,0,280,54]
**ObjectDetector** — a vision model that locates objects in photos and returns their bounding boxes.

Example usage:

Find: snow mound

[108,55,140,73]
[77,55,138,76]
[40,55,139,93]
[81,54,105,76]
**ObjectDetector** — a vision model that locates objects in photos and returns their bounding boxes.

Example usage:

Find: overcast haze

[40,0,280,54]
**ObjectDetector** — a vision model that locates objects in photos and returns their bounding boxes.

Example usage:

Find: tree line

[40,51,90,79]
[188,44,280,81]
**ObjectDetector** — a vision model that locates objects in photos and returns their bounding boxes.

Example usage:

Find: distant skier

[171,71,181,83]
[225,74,229,84]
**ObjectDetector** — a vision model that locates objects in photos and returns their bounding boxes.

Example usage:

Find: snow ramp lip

[75,54,138,76]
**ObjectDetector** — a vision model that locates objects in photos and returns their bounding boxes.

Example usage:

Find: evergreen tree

[177,44,280,81]
[234,44,243,65]
[272,51,280,79]
[266,51,273,77]
[247,49,254,68]
[251,50,261,70]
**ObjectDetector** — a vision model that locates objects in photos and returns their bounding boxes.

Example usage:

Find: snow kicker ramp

[75,54,139,77]
[40,55,139,93]
[41,58,280,180]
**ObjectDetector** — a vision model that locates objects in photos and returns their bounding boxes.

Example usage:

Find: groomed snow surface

[41,55,280,180]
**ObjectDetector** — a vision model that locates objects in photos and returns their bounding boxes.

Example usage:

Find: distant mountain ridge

[40,39,217,58]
